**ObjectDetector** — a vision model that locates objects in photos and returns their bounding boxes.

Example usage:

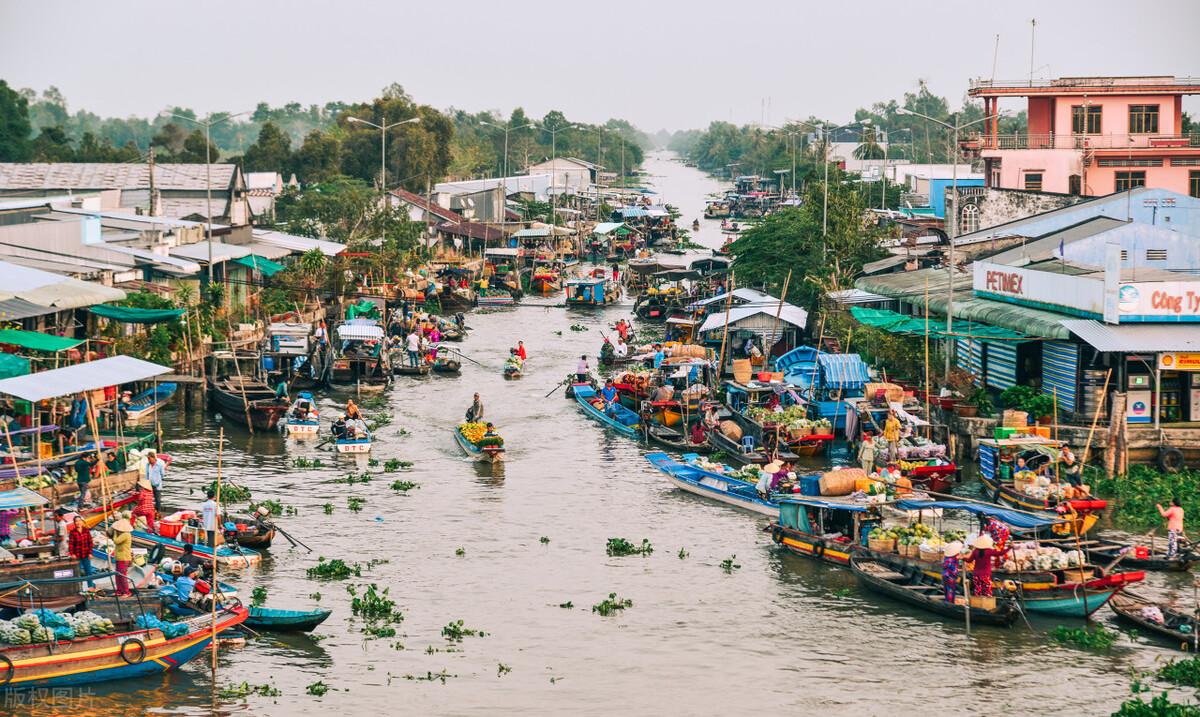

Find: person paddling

[1157,498,1186,558]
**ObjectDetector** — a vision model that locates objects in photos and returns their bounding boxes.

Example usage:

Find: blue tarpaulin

[779,497,871,513]
[817,353,870,391]
[0,486,49,510]
[894,499,1062,531]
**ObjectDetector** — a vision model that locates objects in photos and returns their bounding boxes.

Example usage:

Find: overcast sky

[1,0,1197,132]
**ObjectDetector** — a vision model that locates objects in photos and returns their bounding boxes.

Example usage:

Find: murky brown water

[27,153,1188,716]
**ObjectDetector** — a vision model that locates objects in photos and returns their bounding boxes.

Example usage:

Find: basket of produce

[918,544,943,563]
[867,527,897,553]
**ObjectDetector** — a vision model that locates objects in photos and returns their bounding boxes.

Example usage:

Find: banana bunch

[458,422,487,445]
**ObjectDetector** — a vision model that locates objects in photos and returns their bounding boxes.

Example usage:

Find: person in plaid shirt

[130,479,156,532]
[67,516,96,589]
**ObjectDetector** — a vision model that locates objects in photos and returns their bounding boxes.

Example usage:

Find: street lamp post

[896,107,1006,378]
[347,116,421,194]
[164,110,251,286]
[480,120,535,181]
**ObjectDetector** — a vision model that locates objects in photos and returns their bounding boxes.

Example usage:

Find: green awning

[234,254,285,277]
[850,307,1027,340]
[0,353,30,380]
[345,300,380,320]
[0,329,83,352]
[89,305,185,324]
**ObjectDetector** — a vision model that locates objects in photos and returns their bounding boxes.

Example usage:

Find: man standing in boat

[466,393,484,423]
[146,451,166,512]
[1157,498,1186,559]
[201,489,219,548]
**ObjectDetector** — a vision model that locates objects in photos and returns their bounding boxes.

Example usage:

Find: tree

[30,126,75,161]
[242,121,293,173]
[177,129,220,163]
[75,132,140,162]
[275,176,421,248]
[335,92,453,191]
[293,130,341,183]
[150,123,189,157]
[0,80,33,161]
[727,176,886,312]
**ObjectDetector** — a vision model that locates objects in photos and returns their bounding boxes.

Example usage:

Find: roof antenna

[991,34,1000,83]
[1028,19,1037,86]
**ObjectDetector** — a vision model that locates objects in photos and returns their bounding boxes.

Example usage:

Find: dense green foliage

[1087,465,1200,532]
[275,177,423,247]
[726,179,887,311]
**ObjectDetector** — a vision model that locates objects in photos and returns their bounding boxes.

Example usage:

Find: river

[41,152,1184,717]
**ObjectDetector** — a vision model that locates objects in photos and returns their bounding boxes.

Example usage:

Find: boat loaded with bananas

[977,435,1106,535]
[454,422,505,464]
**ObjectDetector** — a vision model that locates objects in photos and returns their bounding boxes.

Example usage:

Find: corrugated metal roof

[0,355,170,402]
[0,259,124,308]
[826,289,891,305]
[169,241,250,264]
[691,287,774,308]
[697,304,809,334]
[0,163,237,191]
[861,254,910,274]
[252,230,345,257]
[0,298,55,321]
[1060,320,1200,352]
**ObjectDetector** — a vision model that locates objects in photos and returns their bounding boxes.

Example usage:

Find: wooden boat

[453,425,505,464]
[209,376,289,431]
[432,357,461,375]
[850,554,1019,627]
[5,468,141,506]
[1110,592,1200,650]
[530,265,561,293]
[643,422,710,453]
[119,524,262,568]
[245,606,332,632]
[335,427,372,455]
[977,436,1105,535]
[503,357,524,379]
[284,392,320,436]
[120,383,177,423]
[0,604,247,690]
[573,386,640,438]
[646,452,777,517]
[155,507,275,551]
[477,290,516,307]
[1083,539,1198,572]
[393,362,431,377]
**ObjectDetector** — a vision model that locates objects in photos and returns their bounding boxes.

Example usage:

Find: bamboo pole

[716,271,736,379]
[211,427,223,677]
[768,269,792,359]
[924,275,931,440]
[1080,369,1113,467]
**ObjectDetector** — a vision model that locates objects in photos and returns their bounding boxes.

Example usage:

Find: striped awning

[336,324,384,341]
[0,486,49,510]
[817,353,870,390]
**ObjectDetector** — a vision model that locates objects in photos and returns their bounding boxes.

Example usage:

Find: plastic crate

[800,475,821,496]
[994,427,1016,440]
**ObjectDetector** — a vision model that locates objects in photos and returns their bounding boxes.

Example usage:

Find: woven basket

[899,543,921,559]
[919,546,943,563]
[868,538,896,553]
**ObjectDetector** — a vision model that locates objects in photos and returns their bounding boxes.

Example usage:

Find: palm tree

[853,127,885,160]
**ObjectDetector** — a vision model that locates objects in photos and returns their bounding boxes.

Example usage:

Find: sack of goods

[819,468,866,496]
[719,421,743,441]
[1002,409,1029,427]
[672,344,708,359]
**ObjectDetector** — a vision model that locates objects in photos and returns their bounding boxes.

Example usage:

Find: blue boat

[245,606,333,632]
[646,452,778,517]
[284,392,320,436]
[105,523,262,568]
[453,425,505,464]
[120,382,177,423]
[565,275,615,306]
[573,385,640,437]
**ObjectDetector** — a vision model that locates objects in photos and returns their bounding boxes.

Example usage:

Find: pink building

[965,76,1200,198]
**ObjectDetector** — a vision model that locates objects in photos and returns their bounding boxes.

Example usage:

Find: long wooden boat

[245,606,332,632]
[646,452,777,517]
[5,468,141,505]
[393,362,431,377]
[706,429,769,467]
[477,290,516,307]
[573,386,640,437]
[209,376,289,431]
[432,357,461,375]
[120,383,177,423]
[1110,592,1200,651]
[0,605,247,689]
[977,437,1105,534]
[1081,538,1197,572]
[642,422,710,453]
[453,426,504,464]
[156,507,275,551]
[850,554,1019,627]
[119,525,262,568]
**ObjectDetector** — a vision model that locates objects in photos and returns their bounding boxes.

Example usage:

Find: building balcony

[963,132,1200,152]
[968,76,1200,97]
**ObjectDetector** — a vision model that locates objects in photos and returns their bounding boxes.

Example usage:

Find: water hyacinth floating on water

[251,586,268,607]
[390,480,418,492]
[218,681,281,698]
[719,556,741,573]
[442,619,486,642]
[1051,625,1120,650]
[606,538,653,557]
[592,593,633,616]
[383,458,413,472]
[306,557,362,580]
[347,497,366,512]
[306,681,330,696]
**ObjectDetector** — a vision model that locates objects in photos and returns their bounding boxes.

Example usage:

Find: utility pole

[147,146,158,217]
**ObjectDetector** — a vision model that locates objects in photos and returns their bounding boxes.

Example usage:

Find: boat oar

[271,522,313,553]
[449,349,487,368]
[545,382,565,398]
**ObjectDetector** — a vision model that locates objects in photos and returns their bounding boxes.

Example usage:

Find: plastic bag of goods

[719,421,743,441]
[819,468,866,496]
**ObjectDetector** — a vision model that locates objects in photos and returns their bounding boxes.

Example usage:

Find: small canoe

[335,435,372,454]
[646,452,777,517]
[245,606,333,632]
[284,392,320,435]
[1085,539,1198,572]
[433,358,462,375]
[394,363,432,377]
[851,554,1018,627]
[1110,592,1200,650]
[573,385,640,438]
[643,422,710,454]
[503,359,524,379]
[121,383,177,423]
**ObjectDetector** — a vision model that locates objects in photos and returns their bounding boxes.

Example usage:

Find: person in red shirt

[517,341,527,361]
[67,515,96,590]
[131,478,157,533]
[964,534,997,597]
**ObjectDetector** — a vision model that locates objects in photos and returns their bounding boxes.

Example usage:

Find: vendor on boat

[131,479,157,533]
[963,534,998,597]
[68,515,96,590]
[1060,445,1081,486]
[857,433,876,474]
[882,410,901,463]
[74,452,97,510]
[689,420,707,446]
[346,399,362,421]
[755,460,787,499]
[615,319,630,342]
[940,541,965,602]
[652,344,665,369]
[614,338,629,359]
[601,379,619,405]
[331,415,347,439]
[178,541,208,576]
[466,393,484,423]
[110,518,134,597]
[981,516,1011,568]
[517,341,527,360]
[1157,498,1186,559]
[576,356,591,383]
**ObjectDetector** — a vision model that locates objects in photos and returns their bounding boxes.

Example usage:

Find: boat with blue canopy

[119,382,177,423]
[284,392,320,436]
[573,385,640,437]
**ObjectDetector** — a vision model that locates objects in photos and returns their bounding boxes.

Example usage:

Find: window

[1024,172,1043,191]
[1191,170,1200,198]
[1128,105,1159,134]
[1068,175,1081,195]
[1173,158,1200,167]
[1098,158,1162,167]
[960,203,980,234]
[1120,250,1129,261]
[1115,171,1146,191]
[1072,105,1102,134]
[1146,249,1168,261]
